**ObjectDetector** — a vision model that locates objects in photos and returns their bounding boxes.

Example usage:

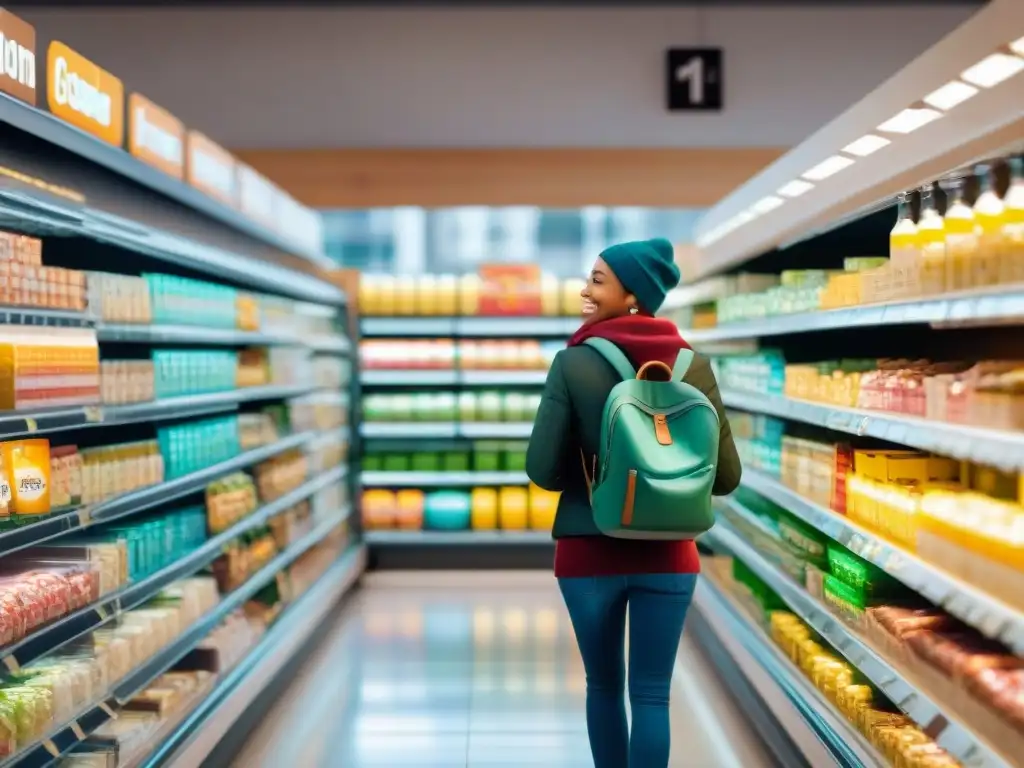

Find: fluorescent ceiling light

[777,180,814,198]
[842,134,891,157]
[877,108,942,134]
[923,80,978,110]
[802,155,855,181]
[752,196,784,214]
[1011,36,1024,57]
[961,52,1024,88]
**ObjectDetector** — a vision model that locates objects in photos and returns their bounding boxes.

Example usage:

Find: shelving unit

[0,14,364,765]
[676,3,1024,764]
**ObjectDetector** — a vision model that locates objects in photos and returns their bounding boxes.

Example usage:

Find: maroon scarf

[567,315,690,369]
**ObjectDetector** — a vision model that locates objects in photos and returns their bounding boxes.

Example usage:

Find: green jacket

[526,345,742,538]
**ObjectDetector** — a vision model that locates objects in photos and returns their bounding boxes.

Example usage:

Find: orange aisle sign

[47,41,123,146]
[186,131,237,206]
[0,9,36,105]
[128,93,184,179]
[478,264,543,316]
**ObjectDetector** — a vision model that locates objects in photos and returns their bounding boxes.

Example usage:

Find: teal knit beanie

[598,238,680,314]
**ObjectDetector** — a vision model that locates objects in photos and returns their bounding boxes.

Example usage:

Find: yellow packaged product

[0,451,10,517]
[1002,157,1024,285]
[436,275,459,316]
[394,490,424,530]
[459,275,481,316]
[471,488,498,530]
[562,279,585,317]
[498,486,529,530]
[540,275,561,316]
[940,176,977,291]
[1,439,51,515]
[416,275,439,316]
[394,276,417,316]
[358,275,380,315]
[528,484,558,530]
[973,163,1006,288]
[915,185,947,295]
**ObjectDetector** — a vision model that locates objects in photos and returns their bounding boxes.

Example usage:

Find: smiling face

[580,257,637,324]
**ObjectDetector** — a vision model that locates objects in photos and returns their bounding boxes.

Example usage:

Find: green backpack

[581,338,720,539]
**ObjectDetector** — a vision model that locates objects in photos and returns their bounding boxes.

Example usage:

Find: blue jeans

[558,573,698,768]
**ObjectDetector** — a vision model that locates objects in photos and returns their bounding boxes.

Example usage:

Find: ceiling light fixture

[802,155,855,181]
[877,107,942,134]
[842,134,891,157]
[752,196,784,214]
[923,80,979,111]
[777,180,814,198]
[961,52,1024,88]
[1010,36,1024,57]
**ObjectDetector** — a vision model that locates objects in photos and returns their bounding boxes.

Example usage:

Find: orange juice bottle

[940,176,977,291]
[973,163,1006,288]
[1002,156,1024,285]
[916,184,947,295]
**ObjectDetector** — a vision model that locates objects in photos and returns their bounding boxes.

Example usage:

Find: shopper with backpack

[526,237,742,768]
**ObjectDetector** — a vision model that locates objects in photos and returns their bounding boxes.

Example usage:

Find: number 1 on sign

[676,56,705,106]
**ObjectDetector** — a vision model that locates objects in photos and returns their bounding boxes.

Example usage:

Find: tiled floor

[232,574,773,767]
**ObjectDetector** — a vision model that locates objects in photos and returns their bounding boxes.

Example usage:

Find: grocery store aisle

[229,572,773,767]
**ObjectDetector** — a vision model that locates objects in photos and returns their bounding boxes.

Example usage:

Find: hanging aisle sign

[0,9,35,105]
[666,48,723,112]
[186,131,237,207]
[47,41,124,146]
[128,93,184,179]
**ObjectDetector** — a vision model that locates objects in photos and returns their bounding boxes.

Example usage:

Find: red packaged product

[23,572,72,621]
[66,569,96,611]
[0,588,25,646]
[9,580,46,631]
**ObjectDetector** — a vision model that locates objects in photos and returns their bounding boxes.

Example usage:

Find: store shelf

[360,317,578,338]
[362,471,528,487]
[704,521,1013,768]
[0,431,315,561]
[691,1,1024,278]
[692,574,885,768]
[360,370,548,387]
[361,422,459,439]
[365,530,550,546]
[460,371,548,386]
[95,324,297,347]
[0,93,330,272]
[459,423,533,439]
[721,389,1024,472]
[0,308,92,328]
[8,509,354,768]
[111,507,352,704]
[132,545,366,768]
[361,370,460,386]
[360,422,534,440]
[0,384,314,443]
[0,465,348,676]
[683,287,1024,344]
[741,470,1024,656]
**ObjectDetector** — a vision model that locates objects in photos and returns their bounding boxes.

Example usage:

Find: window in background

[321,206,704,277]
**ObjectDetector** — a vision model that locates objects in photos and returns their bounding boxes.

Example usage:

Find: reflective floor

[232,573,773,767]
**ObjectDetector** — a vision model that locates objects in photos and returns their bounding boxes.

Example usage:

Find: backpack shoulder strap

[672,348,696,381]
[583,338,636,381]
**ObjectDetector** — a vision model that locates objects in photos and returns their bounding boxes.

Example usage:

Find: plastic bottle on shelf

[940,175,977,292]
[916,184,947,296]
[1002,156,1024,285]
[889,191,918,299]
[436,274,459,316]
[459,274,481,316]
[973,163,1007,289]
[416,274,438,316]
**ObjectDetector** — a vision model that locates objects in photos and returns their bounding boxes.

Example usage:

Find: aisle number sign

[0,9,35,105]
[186,131,237,206]
[478,264,543,316]
[128,93,184,179]
[47,41,124,146]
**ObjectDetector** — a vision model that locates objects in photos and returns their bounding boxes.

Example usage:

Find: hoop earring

[629,306,639,315]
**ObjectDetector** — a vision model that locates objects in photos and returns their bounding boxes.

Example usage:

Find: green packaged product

[411,452,441,472]
[826,544,908,599]
[823,572,866,613]
[477,393,503,422]
[411,394,435,421]
[0,700,15,757]
[458,393,478,422]
[442,452,471,472]
[504,441,528,472]
[434,394,457,421]
[362,454,383,472]
[777,514,829,568]
[474,441,502,472]
[382,454,410,472]
[503,393,528,422]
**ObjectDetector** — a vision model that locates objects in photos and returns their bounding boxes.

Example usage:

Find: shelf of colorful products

[702,511,1013,768]
[125,544,366,768]
[671,158,1024,337]
[26,512,353,768]
[0,435,352,766]
[692,562,885,767]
